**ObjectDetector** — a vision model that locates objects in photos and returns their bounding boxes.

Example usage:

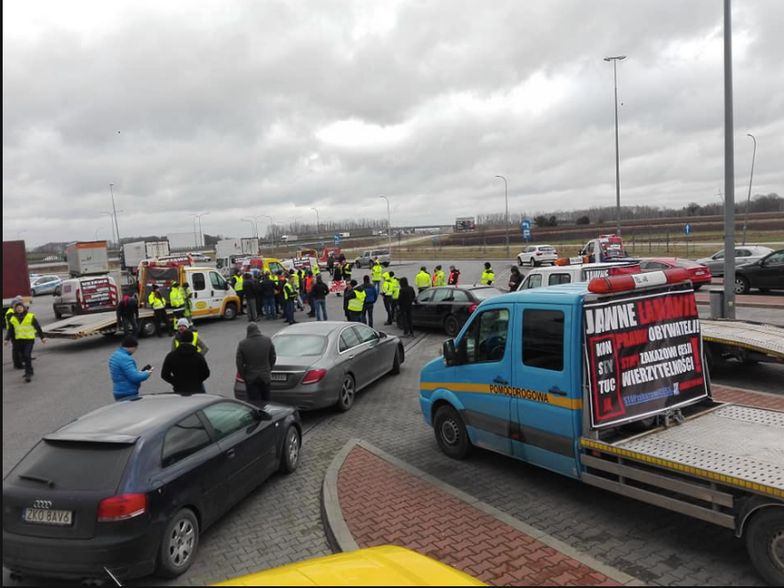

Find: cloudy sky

[3,0,783,247]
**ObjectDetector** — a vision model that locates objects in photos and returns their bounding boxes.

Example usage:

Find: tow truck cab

[420,270,784,585]
[579,234,630,263]
[517,257,641,291]
[137,256,241,320]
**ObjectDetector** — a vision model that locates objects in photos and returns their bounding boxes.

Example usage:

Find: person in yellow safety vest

[289,270,304,311]
[433,265,446,287]
[382,271,394,325]
[4,301,47,382]
[232,271,245,315]
[481,262,495,286]
[371,258,383,293]
[282,277,297,325]
[172,317,209,354]
[390,273,401,326]
[182,282,193,319]
[342,258,353,282]
[5,295,25,370]
[346,281,366,322]
[168,281,186,328]
[415,266,431,294]
[148,284,173,337]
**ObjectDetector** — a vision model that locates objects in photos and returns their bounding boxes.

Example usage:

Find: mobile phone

[142,364,152,371]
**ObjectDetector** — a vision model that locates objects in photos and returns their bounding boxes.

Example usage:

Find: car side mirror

[256,408,273,421]
[379,331,387,339]
[443,339,458,366]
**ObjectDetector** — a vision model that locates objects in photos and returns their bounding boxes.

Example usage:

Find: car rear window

[273,334,327,356]
[11,440,135,492]
[539,246,556,253]
[470,287,503,300]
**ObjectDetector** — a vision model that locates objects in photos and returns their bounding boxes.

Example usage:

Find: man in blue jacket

[108,335,152,401]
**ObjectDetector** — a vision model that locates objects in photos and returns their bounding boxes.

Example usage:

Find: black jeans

[18,340,35,376]
[246,296,258,321]
[11,339,23,368]
[246,378,271,405]
[399,305,413,334]
[154,309,171,336]
[120,315,139,336]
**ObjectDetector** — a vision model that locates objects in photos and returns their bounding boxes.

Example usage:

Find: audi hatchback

[3,394,301,583]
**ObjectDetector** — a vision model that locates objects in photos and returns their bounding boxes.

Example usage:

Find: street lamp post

[604,55,626,236]
[742,133,757,246]
[311,207,320,234]
[722,0,736,319]
[379,196,392,253]
[109,183,122,247]
[241,218,256,239]
[193,212,209,248]
[100,212,117,246]
[495,175,509,255]
[262,215,274,247]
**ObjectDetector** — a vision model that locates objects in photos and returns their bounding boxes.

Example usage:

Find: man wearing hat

[171,318,209,355]
[4,299,46,382]
[147,284,171,337]
[161,330,210,394]
[4,295,25,370]
[108,335,152,400]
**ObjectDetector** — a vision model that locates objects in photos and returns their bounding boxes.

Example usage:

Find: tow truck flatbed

[42,308,157,339]
[702,319,784,365]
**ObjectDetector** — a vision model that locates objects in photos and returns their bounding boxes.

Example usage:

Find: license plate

[270,373,287,382]
[23,508,73,526]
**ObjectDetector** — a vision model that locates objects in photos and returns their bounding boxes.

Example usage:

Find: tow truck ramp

[42,309,156,339]
[701,319,784,365]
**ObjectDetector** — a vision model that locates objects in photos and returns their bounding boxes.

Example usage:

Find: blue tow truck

[419,269,784,585]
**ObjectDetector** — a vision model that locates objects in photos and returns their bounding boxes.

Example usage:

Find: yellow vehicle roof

[213,546,485,586]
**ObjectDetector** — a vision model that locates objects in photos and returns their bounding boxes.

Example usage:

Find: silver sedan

[234,321,404,412]
[696,246,773,277]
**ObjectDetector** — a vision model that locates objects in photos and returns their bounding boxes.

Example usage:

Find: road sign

[334,234,341,245]
[684,223,692,235]
[521,219,532,241]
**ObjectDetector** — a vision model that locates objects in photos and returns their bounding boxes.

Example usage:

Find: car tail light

[302,369,327,384]
[234,372,245,383]
[468,303,478,314]
[97,493,147,522]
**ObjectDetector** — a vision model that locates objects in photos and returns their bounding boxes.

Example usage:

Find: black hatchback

[2,394,301,582]
[410,285,503,337]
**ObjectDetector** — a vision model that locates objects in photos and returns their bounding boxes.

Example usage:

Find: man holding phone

[108,335,152,401]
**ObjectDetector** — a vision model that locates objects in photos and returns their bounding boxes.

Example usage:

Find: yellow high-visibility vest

[234,275,244,292]
[371,263,383,281]
[391,278,401,300]
[415,271,431,289]
[9,313,36,339]
[169,287,185,308]
[174,330,200,351]
[481,270,495,285]
[347,289,366,312]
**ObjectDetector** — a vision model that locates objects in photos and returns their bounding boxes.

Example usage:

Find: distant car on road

[354,249,391,268]
[517,245,558,267]
[696,246,773,277]
[638,258,712,290]
[733,249,784,294]
[235,321,404,412]
[411,285,503,337]
[2,394,301,582]
[29,274,62,296]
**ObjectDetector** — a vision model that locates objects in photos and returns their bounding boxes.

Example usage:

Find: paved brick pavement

[337,445,627,586]
[712,384,784,411]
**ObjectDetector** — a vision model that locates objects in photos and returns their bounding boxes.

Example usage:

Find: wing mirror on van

[443,339,458,366]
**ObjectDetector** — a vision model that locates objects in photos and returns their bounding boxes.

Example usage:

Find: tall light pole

[194,212,209,248]
[742,133,757,246]
[495,175,509,255]
[604,55,626,236]
[722,0,736,319]
[100,211,117,245]
[379,195,392,253]
[311,207,320,234]
[109,183,123,253]
[262,214,274,247]
[241,218,256,239]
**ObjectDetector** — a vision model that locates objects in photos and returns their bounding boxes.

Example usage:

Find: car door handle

[493,376,508,385]
[549,386,567,396]
[226,448,236,459]
[348,355,356,360]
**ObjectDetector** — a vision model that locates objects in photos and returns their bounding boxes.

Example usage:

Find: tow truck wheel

[140,320,156,338]
[434,405,471,459]
[745,508,784,585]
[223,303,238,320]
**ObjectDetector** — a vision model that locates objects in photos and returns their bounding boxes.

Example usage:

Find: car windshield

[470,287,503,300]
[272,334,328,356]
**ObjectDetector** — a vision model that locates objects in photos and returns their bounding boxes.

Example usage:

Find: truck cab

[579,234,630,263]
[138,257,241,320]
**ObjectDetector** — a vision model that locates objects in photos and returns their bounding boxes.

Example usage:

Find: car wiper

[19,474,55,487]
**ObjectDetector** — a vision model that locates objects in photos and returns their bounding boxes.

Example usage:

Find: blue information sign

[334,234,341,245]
[521,219,532,241]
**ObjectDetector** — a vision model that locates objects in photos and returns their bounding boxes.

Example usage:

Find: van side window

[548,273,571,286]
[461,309,509,364]
[525,274,543,289]
[522,309,564,371]
[192,273,206,291]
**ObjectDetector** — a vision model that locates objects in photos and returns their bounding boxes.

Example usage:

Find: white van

[518,261,640,291]
[53,275,119,318]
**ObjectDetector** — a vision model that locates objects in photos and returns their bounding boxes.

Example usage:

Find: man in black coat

[161,330,210,393]
[235,323,277,404]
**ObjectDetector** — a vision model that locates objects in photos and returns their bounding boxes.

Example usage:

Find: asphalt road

[3,260,782,585]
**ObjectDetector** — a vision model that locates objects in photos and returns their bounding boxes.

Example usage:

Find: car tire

[434,404,471,459]
[735,276,750,295]
[140,319,156,338]
[745,509,784,586]
[533,259,540,267]
[444,314,460,338]
[54,309,62,320]
[279,426,301,474]
[223,302,238,320]
[390,347,402,374]
[517,257,524,267]
[336,374,356,412]
[156,508,199,579]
